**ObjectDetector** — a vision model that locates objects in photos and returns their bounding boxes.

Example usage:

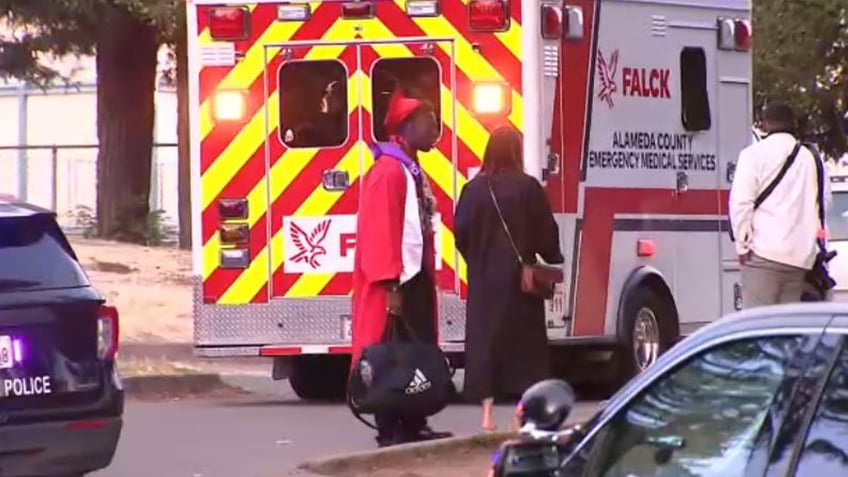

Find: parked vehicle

[0,197,123,477]
[187,0,753,400]
[828,175,848,302]
[492,302,848,476]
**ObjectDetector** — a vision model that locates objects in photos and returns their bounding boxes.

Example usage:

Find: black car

[0,198,123,476]
[496,302,848,476]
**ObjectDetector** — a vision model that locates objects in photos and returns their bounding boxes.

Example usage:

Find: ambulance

[186,0,753,399]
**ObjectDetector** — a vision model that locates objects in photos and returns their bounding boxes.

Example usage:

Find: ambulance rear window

[680,47,711,132]
[371,57,442,142]
[278,60,349,148]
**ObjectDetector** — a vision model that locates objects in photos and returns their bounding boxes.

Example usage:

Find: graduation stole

[372,141,436,234]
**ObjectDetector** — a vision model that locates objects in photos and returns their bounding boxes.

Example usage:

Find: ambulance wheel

[615,285,678,387]
[289,355,349,401]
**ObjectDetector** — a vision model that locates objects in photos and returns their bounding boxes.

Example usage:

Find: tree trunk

[176,11,192,250]
[95,4,158,244]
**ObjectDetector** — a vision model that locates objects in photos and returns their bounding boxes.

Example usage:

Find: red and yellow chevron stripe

[196,1,523,305]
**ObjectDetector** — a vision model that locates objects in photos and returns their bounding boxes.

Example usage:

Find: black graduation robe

[455,171,564,401]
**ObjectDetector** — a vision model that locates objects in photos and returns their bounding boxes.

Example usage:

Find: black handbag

[347,314,453,429]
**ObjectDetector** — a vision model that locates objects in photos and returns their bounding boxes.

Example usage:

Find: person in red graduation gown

[350,88,454,447]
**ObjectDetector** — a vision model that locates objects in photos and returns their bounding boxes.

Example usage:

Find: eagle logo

[597,48,619,108]
[289,219,332,269]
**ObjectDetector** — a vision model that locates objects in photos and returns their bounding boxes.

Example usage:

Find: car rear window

[0,214,90,292]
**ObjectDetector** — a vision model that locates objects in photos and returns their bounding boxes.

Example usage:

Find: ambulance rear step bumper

[193,341,466,358]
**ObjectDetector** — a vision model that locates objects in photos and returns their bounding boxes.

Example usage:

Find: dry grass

[70,238,193,344]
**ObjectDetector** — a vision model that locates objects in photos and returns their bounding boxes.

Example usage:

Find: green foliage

[70,204,98,239]
[753,0,848,156]
[70,203,177,246]
[0,0,181,86]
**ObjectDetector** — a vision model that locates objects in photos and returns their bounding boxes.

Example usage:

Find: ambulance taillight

[208,6,250,41]
[220,249,250,269]
[734,19,752,51]
[540,4,562,39]
[218,199,250,269]
[406,0,440,17]
[219,223,249,244]
[468,0,509,32]
[717,17,752,51]
[218,198,249,220]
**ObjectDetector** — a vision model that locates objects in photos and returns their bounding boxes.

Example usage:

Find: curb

[122,373,229,398]
[299,431,517,476]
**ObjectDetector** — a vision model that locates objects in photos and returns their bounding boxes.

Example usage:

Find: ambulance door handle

[727,162,736,183]
[676,171,689,194]
[545,152,561,178]
[322,169,350,192]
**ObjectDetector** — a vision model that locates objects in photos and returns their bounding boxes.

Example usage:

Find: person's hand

[738,251,752,266]
[387,286,403,316]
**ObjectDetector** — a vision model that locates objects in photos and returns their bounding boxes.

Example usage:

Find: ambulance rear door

[265,42,363,307]
[359,39,462,339]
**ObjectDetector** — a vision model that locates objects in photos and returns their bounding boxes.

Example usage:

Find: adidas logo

[404,368,432,395]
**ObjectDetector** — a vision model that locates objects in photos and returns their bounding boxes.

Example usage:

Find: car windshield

[827,190,848,240]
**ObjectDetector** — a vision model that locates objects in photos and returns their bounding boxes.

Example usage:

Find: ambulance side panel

[577,0,746,337]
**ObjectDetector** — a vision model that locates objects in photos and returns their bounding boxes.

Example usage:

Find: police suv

[0,196,123,476]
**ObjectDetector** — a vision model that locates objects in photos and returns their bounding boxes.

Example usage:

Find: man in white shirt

[729,102,832,308]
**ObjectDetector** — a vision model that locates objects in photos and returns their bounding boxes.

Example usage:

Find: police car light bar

[406,0,440,17]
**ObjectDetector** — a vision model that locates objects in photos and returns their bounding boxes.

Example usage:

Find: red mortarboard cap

[384,87,424,134]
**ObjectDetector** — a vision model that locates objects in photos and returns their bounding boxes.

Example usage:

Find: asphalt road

[90,373,600,477]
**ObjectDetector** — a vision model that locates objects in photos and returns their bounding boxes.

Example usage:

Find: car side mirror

[518,379,576,432]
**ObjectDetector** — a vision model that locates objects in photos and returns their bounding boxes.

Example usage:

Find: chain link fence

[0,143,180,236]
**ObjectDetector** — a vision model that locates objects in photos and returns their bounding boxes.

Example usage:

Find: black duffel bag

[347,315,453,428]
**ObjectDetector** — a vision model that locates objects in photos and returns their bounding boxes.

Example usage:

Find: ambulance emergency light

[472,82,510,116]
[212,90,248,122]
[208,6,250,41]
[469,0,509,32]
[717,17,751,51]
[540,4,562,39]
[406,0,440,17]
[277,4,312,21]
[342,2,376,19]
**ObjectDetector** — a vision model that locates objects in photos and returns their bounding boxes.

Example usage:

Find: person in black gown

[455,125,565,431]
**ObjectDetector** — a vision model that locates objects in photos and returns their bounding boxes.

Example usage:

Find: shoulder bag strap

[486,177,524,265]
[808,143,827,252]
[730,142,802,242]
[347,393,380,430]
[753,142,803,210]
